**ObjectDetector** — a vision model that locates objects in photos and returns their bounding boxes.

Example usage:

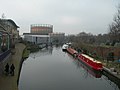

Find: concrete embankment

[103,67,120,79]
[103,67,120,88]
[0,43,26,90]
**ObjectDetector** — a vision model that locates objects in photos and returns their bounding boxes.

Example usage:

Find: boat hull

[78,54,103,71]
[78,60,102,78]
[62,49,67,52]
[62,44,68,51]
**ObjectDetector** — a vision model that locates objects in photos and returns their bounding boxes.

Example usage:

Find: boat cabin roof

[70,48,78,54]
[81,54,102,64]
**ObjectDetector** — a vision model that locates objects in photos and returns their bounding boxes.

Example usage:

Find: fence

[0,50,11,62]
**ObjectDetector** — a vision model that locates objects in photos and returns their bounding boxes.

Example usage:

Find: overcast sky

[0,0,120,35]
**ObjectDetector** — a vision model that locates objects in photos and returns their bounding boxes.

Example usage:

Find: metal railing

[0,49,11,62]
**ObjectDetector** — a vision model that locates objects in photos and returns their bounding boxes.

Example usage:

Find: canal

[18,46,120,90]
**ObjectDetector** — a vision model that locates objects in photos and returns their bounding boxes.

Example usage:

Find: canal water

[18,46,120,90]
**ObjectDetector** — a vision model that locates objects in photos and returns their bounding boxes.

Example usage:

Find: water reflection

[102,75,120,90]
[19,47,120,90]
[30,47,53,59]
[66,51,120,90]
[103,70,120,90]
[66,52,102,78]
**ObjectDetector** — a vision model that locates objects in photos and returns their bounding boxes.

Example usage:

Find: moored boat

[66,47,103,71]
[62,44,69,51]
[66,48,78,57]
[79,61,102,78]
[78,54,103,71]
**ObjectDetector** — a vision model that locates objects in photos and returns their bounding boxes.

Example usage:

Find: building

[24,24,53,45]
[49,32,65,44]
[24,24,65,45]
[24,34,50,44]
[31,24,53,35]
[5,19,19,44]
[0,19,19,47]
[0,18,19,74]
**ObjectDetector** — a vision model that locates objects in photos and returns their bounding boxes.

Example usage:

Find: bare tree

[109,5,120,45]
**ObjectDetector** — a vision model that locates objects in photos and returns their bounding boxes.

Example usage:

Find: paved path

[0,43,25,90]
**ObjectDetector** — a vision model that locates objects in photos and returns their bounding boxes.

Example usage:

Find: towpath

[0,43,25,90]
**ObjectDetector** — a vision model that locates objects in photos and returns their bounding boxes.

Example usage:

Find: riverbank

[98,59,120,80]
[103,66,120,81]
[67,46,120,81]
[0,43,26,90]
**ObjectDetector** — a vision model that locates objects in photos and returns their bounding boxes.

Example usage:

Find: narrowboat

[78,54,103,71]
[66,48,78,57]
[79,61,102,78]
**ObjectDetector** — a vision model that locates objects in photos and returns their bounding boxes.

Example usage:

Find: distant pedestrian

[4,63,9,75]
[10,64,15,76]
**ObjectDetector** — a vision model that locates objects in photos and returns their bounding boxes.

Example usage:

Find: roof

[24,34,50,37]
[7,19,19,28]
[82,54,102,63]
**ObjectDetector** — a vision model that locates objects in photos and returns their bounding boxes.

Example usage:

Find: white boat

[62,44,69,51]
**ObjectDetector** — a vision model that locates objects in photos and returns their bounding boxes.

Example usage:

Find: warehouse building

[23,24,65,45]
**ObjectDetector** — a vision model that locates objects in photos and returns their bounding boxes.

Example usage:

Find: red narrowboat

[79,61,102,78]
[78,54,103,71]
